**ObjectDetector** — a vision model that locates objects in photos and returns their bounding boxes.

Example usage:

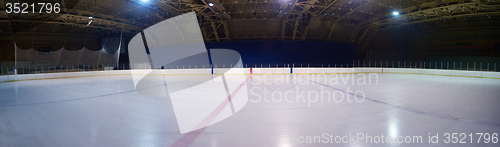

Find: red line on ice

[169,75,251,147]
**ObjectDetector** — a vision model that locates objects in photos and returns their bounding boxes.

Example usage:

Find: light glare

[392,11,399,16]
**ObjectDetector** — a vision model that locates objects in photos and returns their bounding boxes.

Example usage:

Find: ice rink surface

[1,73,500,146]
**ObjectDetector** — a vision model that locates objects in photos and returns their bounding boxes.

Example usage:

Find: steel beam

[292,17,301,40]
[210,21,220,42]
[326,23,337,41]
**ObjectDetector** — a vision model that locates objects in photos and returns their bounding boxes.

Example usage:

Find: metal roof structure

[1,0,499,50]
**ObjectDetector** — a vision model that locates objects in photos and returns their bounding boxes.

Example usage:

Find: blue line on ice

[305,78,500,127]
[0,81,183,107]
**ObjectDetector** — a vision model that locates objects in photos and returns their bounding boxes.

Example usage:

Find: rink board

[1,68,500,83]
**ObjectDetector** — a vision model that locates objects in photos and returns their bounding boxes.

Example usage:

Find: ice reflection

[388,110,400,145]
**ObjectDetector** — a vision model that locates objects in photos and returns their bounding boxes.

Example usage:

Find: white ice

[1,73,500,146]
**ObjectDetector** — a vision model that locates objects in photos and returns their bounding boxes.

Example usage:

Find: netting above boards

[15,42,120,68]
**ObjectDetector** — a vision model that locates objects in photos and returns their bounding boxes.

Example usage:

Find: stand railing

[1,60,498,76]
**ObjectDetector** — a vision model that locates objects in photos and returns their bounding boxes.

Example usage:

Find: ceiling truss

[0,0,499,45]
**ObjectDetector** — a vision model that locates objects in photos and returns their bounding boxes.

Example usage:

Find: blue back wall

[205,41,357,67]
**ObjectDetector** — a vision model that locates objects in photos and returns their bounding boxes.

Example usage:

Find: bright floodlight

[208,2,214,6]
[88,16,93,19]
[140,0,149,2]
[392,11,399,16]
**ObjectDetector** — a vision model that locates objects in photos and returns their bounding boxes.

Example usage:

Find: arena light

[392,11,399,16]
[208,2,214,6]
[140,0,149,2]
